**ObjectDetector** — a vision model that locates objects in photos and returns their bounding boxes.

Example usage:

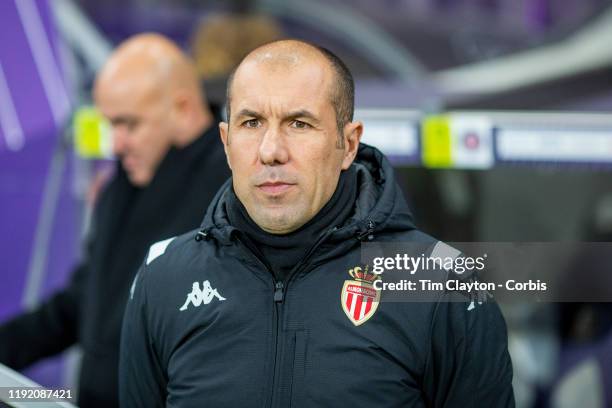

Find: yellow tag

[73,107,111,158]
[421,115,452,168]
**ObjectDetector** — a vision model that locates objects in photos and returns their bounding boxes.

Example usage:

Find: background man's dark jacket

[0,122,230,407]
[120,144,515,407]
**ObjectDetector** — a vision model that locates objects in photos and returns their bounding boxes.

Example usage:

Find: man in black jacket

[120,40,514,407]
[0,34,230,407]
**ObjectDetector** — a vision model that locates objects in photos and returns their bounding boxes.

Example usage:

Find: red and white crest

[341,266,380,326]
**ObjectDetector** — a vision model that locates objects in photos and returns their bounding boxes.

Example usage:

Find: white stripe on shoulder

[129,273,139,300]
[430,241,461,271]
[146,237,176,265]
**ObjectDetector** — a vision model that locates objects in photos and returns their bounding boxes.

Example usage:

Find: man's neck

[227,166,357,281]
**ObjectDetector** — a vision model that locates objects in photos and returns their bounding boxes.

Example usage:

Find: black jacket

[0,122,230,407]
[120,144,514,407]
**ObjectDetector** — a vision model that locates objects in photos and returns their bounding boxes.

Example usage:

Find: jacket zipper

[237,228,336,408]
[269,280,285,408]
[274,281,284,302]
[268,227,338,408]
[232,237,282,408]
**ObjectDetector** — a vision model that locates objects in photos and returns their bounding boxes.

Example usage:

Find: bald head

[94,33,212,187]
[95,33,203,104]
[226,40,354,137]
[242,39,324,66]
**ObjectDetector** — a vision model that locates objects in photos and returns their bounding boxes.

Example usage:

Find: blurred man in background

[0,33,230,407]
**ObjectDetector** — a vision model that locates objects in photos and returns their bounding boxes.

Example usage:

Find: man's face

[220,59,357,234]
[95,82,175,187]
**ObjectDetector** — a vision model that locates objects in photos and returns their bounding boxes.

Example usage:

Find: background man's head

[94,33,211,187]
[219,40,363,234]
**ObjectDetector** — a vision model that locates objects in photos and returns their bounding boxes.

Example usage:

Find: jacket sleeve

[0,261,86,369]
[119,265,166,408]
[0,189,108,369]
[422,298,515,407]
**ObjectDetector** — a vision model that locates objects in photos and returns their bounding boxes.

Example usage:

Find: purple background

[0,0,78,388]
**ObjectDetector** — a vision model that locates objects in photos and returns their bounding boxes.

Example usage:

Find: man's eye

[111,119,139,133]
[291,120,311,129]
[126,120,139,132]
[243,119,260,128]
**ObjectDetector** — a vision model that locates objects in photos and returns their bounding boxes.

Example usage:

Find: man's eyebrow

[285,110,320,123]
[109,115,138,126]
[235,109,262,119]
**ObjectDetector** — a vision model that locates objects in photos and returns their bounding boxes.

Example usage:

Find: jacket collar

[197,143,416,248]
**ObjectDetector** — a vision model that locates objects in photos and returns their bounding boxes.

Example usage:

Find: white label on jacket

[146,237,176,265]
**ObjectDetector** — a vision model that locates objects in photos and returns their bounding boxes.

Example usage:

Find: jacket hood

[198,143,416,248]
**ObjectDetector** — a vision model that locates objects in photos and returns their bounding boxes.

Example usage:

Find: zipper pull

[274,281,284,303]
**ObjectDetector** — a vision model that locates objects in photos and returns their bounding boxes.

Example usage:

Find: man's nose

[111,126,128,156]
[258,125,289,165]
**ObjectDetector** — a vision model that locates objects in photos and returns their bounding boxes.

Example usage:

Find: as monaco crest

[341,266,380,326]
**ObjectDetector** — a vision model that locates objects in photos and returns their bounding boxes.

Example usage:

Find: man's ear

[168,92,191,144]
[219,121,232,170]
[175,93,189,115]
[341,121,363,170]
[171,89,191,117]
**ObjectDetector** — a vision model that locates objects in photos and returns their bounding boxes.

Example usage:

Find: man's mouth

[257,181,295,195]
[123,156,137,171]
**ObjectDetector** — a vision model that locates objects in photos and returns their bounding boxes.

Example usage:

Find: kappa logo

[341,266,380,326]
[179,280,226,311]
